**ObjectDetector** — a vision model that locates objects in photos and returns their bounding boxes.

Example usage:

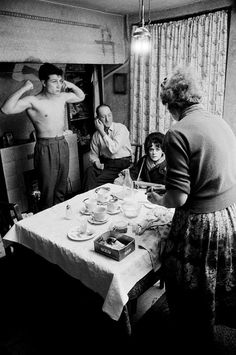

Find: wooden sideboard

[0,133,80,213]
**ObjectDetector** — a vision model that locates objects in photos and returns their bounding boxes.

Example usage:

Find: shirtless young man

[1,62,85,210]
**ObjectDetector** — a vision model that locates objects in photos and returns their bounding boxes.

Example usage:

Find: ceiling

[40,0,204,16]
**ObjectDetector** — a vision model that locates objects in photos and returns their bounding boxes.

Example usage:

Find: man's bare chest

[28,99,66,119]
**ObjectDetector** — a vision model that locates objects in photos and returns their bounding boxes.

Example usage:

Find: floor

[3,247,236,355]
[2,255,236,355]
[0,249,165,355]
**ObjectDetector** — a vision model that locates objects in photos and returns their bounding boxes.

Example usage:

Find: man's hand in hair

[95,119,105,137]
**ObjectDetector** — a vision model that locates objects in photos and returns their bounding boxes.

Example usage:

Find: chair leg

[129,298,138,315]
[159,278,165,289]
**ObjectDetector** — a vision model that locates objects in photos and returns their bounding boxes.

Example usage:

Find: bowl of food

[121,201,141,218]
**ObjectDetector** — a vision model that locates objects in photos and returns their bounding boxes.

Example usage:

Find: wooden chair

[0,201,23,257]
[0,202,24,330]
[119,267,164,335]
[128,266,164,310]
[131,143,143,165]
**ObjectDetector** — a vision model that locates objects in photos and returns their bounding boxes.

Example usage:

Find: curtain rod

[132,5,231,27]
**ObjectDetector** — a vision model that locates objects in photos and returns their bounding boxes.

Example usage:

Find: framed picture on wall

[65,71,90,121]
[113,73,127,94]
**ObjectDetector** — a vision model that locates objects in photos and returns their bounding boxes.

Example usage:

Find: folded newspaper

[136,207,174,235]
[137,207,174,271]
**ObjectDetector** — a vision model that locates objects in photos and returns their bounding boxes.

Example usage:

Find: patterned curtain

[130,10,229,145]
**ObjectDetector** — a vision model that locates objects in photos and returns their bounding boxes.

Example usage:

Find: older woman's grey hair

[160,66,203,109]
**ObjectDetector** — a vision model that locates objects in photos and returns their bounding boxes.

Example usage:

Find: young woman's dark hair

[144,132,165,155]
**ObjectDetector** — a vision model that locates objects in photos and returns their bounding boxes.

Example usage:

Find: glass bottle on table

[122,168,134,199]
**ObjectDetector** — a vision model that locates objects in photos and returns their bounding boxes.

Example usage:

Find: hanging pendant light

[132,0,151,55]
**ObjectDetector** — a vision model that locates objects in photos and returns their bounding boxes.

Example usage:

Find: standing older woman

[147,66,236,354]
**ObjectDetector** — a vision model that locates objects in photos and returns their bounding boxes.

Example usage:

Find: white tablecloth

[3,184,162,321]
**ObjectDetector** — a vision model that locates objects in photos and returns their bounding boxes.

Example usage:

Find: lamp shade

[132,26,151,55]
[131,0,151,55]
[132,26,151,39]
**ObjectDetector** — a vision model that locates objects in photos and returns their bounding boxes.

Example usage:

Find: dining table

[3,183,174,334]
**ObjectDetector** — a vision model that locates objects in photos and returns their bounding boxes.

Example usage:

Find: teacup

[84,198,97,213]
[96,188,110,203]
[107,198,119,213]
[92,206,107,222]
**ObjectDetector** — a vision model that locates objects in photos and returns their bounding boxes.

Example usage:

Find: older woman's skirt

[163,204,236,353]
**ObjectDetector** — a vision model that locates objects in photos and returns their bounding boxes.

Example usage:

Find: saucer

[67,227,97,241]
[80,207,91,215]
[88,216,109,225]
[107,207,121,215]
[95,186,111,193]
[112,190,125,200]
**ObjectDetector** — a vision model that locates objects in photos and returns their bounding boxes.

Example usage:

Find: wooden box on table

[94,231,135,261]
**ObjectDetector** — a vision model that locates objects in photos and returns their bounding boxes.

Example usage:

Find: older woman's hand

[146,187,163,205]
[146,188,188,209]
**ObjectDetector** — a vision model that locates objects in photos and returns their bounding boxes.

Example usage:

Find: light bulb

[131,36,151,55]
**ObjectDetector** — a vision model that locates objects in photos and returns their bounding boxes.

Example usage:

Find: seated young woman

[114,132,166,191]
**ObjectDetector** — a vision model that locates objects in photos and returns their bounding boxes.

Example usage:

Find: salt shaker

[80,217,87,234]
[65,204,73,219]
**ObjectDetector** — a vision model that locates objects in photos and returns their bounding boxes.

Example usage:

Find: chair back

[0,201,22,238]
[131,143,143,165]
[0,202,23,328]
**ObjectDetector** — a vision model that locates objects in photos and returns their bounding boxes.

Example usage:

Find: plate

[88,216,109,225]
[144,203,156,209]
[107,207,121,215]
[133,181,166,189]
[67,227,96,241]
